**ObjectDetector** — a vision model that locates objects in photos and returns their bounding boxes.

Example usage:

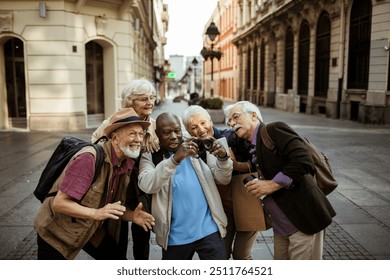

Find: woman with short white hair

[92,77,159,153]
[91,77,158,260]
[182,105,259,260]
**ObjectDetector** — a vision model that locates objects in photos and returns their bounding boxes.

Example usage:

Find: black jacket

[255,121,336,234]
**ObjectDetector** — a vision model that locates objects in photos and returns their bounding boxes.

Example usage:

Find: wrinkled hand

[132,202,155,231]
[205,138,227,158]
[96,201,126,221]
[172,138,199,163]
[144,132,160,153]
[244,179,282,199]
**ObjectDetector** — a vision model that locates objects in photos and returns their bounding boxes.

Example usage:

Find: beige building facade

[0,0,168,131]
[226,0,390,124]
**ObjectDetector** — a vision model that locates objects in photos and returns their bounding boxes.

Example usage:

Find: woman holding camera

[138,112,232,259]
[182,105,260,260]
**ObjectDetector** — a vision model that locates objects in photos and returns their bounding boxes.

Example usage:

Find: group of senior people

[35,77,335,260]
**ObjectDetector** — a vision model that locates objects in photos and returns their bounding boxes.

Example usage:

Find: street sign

[167,72,176,78]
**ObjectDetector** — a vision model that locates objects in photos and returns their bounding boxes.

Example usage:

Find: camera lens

[202,139,213,150]
[242,174,257,184]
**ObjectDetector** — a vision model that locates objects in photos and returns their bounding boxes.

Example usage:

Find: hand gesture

[209,138,228,159]
[95,201,126,221]
[144,132,160,153]
[132,202,155,231]
[172,138,199,163]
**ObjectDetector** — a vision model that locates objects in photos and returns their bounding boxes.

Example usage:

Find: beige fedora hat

[103,108,150,138]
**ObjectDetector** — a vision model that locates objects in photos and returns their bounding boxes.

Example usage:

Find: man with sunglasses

[224,101,336,260]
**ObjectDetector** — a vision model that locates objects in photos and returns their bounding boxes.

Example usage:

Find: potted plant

[199,97,225,123]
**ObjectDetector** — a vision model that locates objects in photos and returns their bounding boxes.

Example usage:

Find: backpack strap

[92,144,105,183]
[44,144,104,200]
[260,124,276,151]
[93,135,108,144]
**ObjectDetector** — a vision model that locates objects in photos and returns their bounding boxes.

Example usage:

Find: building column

[306,22,316,114]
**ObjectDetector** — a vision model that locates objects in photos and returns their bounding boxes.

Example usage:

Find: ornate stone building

[231,0,390,124]
[0,0,168,131]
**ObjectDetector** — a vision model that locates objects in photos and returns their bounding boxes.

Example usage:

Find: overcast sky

[163,0,219,59]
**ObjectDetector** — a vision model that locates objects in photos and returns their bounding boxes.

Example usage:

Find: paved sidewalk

[1,97,389,260]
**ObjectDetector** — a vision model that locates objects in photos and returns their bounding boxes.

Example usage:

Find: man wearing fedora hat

[35,108,155,260]
[91,78,159,260]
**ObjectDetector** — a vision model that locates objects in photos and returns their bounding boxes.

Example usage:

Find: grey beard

[120,145,141,159]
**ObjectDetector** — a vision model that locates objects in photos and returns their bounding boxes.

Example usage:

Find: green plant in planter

[199,98,223,110]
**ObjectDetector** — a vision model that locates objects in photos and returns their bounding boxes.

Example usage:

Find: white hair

[223,101,263,122]
[121,77,156,108]
[182,105,212,129]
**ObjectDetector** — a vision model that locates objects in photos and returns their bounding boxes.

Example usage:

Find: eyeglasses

[133,95,157,103]
[226,111,247,126]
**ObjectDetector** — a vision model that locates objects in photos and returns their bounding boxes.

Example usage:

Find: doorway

[85,41,105,127]
[3,38,26,129]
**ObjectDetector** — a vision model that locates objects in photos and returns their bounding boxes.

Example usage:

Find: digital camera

[193,138,214,153]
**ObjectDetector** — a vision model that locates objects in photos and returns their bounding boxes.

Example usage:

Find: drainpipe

[337,0,346,119]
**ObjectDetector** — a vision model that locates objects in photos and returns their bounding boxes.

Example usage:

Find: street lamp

[186,66,193,94]
[192,57,198,94]
[201,22,222,98]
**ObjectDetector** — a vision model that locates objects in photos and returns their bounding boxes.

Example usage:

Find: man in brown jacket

[34,108,155,260]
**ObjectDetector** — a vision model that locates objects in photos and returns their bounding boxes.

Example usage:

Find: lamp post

[186,66,193,94]
[192,57,198,94]
[201,22,221,98]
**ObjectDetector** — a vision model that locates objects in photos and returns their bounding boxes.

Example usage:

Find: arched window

[315,12,331,97]
[4,38,26,128]
[284,27,294,92]
[298,21,310,96]
[85,41,104,115]
[347,0,372,89]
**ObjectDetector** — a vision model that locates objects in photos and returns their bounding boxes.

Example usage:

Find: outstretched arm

[52,191,126,221]
[122,202,155,231]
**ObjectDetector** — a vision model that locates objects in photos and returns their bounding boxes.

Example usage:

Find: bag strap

[260,124,276,151]
[230,147,253,173]
[93,135,108,144]
[92,144,104,183]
